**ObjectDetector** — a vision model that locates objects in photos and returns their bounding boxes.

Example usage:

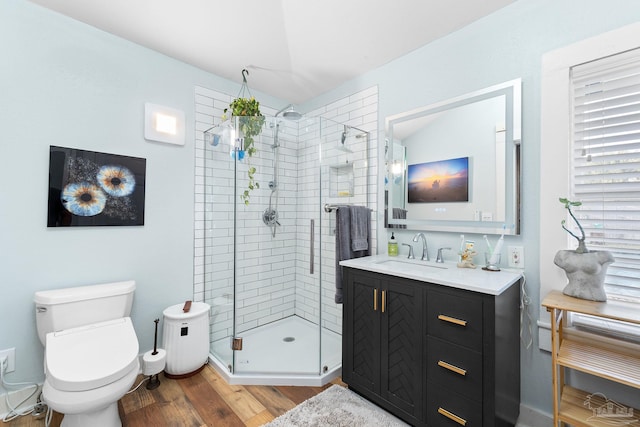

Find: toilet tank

[34,280,135,345]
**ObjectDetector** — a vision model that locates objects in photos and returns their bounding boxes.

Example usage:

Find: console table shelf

[558,339,640,388]
[542,290,640,427]
[559,386,640,427]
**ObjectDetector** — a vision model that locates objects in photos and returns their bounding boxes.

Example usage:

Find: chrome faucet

[402,243,415,259]
[436,247,451,263]
[412,233,429,261]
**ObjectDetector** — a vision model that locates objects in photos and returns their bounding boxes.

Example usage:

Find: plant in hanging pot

[553,197,614,301]
[223,96,265,205]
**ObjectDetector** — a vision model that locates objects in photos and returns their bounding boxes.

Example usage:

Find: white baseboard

[0,384,41,420]
[517,402,553,426]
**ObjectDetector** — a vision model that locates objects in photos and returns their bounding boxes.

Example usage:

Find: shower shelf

[329,161,353,169]
[329,161,354,197]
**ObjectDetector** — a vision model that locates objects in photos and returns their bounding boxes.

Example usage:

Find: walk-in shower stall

[202,111,370,385]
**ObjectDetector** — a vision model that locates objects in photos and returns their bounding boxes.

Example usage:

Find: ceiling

[28,0,515,104]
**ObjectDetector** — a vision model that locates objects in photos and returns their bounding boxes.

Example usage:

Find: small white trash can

[162,301,210,378]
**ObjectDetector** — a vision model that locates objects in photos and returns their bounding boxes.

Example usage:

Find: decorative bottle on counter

[388,232,398,256]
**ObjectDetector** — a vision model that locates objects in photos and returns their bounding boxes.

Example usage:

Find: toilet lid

[45,317,139,392]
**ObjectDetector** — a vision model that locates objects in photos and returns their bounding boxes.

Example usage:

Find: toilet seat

[43,358,139,416]
[45,317,139,392]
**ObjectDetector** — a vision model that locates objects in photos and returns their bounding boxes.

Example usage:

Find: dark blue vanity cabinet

[342,267,521,427]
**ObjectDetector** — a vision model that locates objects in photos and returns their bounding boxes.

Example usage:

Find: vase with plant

[222,71,266,205]
[554,197,614,301]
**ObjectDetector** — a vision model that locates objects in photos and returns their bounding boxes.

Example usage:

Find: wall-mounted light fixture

[144,103,185,145]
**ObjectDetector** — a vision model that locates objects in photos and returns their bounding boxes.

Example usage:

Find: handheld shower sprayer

[341,125,349,145]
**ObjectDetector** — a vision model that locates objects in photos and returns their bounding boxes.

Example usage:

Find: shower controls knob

[262,208,279,227]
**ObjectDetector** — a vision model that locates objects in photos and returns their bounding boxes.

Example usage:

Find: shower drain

[283,336,295,342]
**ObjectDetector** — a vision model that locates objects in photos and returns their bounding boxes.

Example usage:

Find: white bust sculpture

[554,250,615,302]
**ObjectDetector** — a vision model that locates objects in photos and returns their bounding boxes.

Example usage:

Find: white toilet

[34,281,140,427]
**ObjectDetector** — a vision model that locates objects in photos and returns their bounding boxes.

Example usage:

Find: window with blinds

[570,47,640,303]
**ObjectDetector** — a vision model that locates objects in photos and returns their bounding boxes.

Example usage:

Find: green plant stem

[559,197,588,253]
[567,205,586,242]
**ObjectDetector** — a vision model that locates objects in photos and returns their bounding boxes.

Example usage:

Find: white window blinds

[570,48,640,302]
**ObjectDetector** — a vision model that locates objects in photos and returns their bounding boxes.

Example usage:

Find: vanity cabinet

[342,269,424,425]
[342,267,520,427]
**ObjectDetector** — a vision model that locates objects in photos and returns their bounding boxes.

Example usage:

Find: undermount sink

[374,259,448,270]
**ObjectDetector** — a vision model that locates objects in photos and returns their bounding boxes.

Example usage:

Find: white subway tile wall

[194,86,378,357]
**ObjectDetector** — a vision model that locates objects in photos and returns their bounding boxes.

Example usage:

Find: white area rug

[264,385,409,427]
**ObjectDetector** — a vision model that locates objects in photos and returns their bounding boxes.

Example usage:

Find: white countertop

[340,254,522,295]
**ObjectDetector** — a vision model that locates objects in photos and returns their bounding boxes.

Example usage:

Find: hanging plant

[222,71,265,205]
[224,97,264,158]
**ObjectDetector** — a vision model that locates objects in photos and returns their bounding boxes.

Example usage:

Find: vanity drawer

[426,336,482,402]
[427,289,483,351]
[426,381,482,426]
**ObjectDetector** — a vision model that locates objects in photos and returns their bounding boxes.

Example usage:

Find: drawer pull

[373,289,378,311]
[438,407,467,426]
[438,314,467,327]
[381,290,386,313]
[438,360,467,376]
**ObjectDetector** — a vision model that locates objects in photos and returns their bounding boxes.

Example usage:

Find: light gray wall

[304,0,640,415]
[0,0,283,384]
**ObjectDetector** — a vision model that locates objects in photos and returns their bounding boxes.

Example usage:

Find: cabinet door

[380,276,423,420]
[343,270,381,394]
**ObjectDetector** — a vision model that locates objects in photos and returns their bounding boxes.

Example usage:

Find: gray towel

[393,208,407,219]
[335,206,371,304]
[383,191,407,229]
[350,206,370,251]
[391,208,407,229]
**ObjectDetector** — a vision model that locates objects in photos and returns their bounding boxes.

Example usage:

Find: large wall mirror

[385,78,521,235]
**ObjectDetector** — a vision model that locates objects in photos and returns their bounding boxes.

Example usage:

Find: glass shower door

[205,119,237,374]
[204,113,363,381]
[231,115,323,376]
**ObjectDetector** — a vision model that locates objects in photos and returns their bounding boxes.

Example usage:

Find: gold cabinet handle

[438,407,467,426]
[381,290,386,313]
[438,314,467,327]
[437,360,467,376]
[373,288,378,311]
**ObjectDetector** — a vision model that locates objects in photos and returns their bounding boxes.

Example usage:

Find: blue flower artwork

[48,146,146,227]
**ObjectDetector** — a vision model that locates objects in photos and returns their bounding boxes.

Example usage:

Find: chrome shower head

[275,104,302,120]
[282,110,302,120]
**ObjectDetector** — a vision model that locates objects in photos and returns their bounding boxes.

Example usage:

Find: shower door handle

[310,219,314,274]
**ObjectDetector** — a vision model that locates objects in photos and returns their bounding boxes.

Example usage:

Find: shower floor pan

[210,316,342,386]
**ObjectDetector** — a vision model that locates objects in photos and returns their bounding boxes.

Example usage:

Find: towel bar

[324,203,372,213]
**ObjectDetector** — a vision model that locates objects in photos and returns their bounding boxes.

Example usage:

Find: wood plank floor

[8,365,345,427]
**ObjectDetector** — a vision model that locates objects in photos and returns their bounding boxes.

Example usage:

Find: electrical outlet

[0,348,15,373]
[508,246,524,268]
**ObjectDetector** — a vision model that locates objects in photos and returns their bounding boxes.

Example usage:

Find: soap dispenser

[388,232,398,256]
